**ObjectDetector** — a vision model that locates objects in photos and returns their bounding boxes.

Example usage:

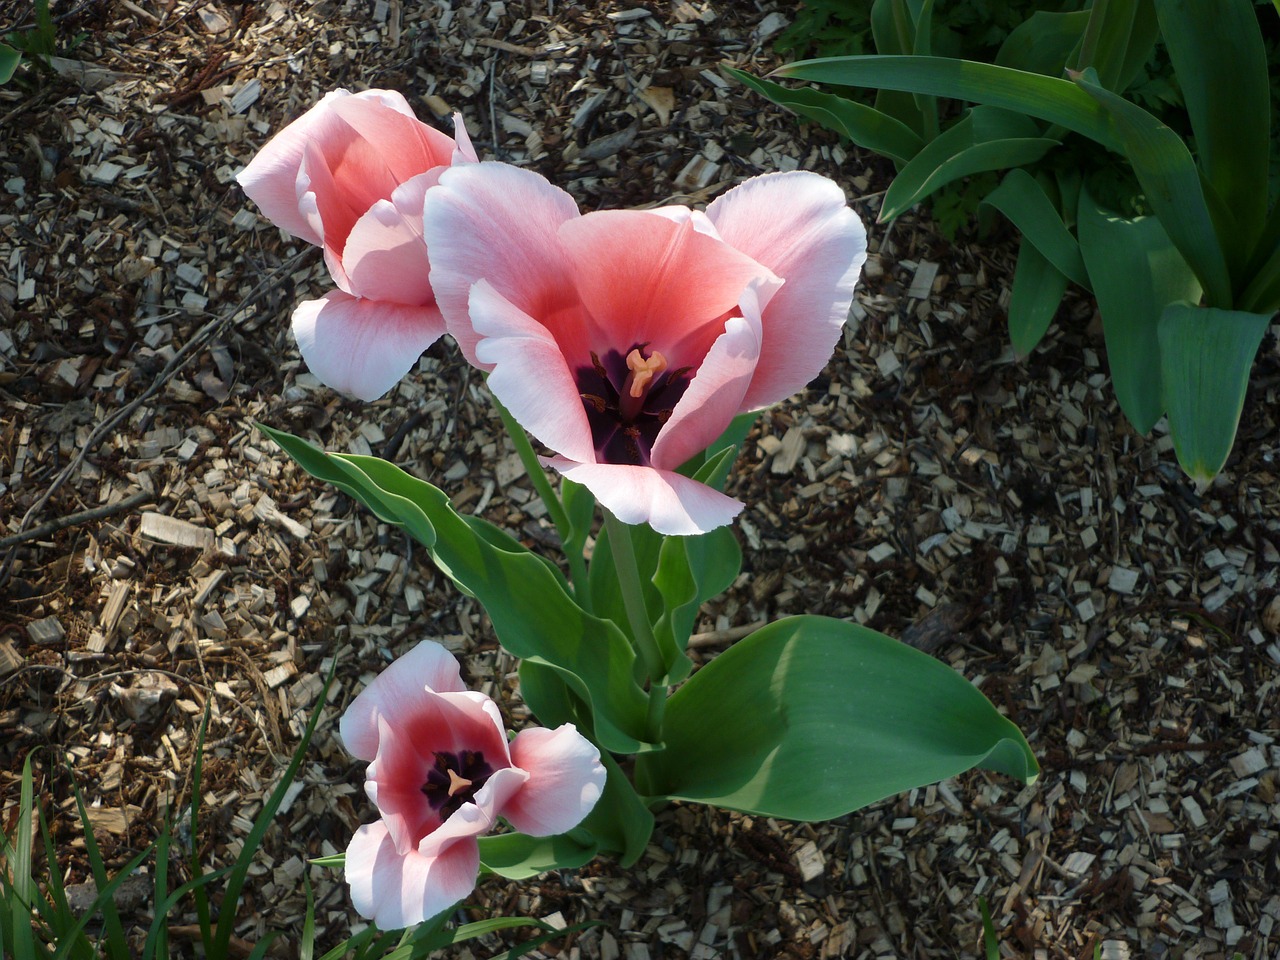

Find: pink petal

[329,91,456,187]
[345,820,480,930]
[503,724,605,837]
[292,291,445,401]
[543,457,743,536]
[297,139,359,289]
[236,89,356,245]
[705,171,867,409]
[423,162,581,366]
[364,716,438,855]
[649,288,768,471]
[451,112,478,164]
[339,640,466,761]
[342,171,436,304]
[470,280,598,465]
[418,766,530,860]
[556,209,774,363]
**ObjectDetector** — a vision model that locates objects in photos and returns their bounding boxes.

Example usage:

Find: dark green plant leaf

[1077,190,1201,434]
[636,616,1037,819]
[1006,239,1070,357]
[723,66,924,166]
[870,0,930,133]
[1071,71,1234,307]
[651,526,742,684]
[478,831,598,880]
[1155,0,1269,258]
[258,425,653,754]
[880,106,1059,221]
[773,55,1120,151]
[982,168,1090,289]
[1114,0,1160,93]
[578,751,654,866]
[994,10,1089,76]
[0,44,19,84]
[1158,303,1271,484]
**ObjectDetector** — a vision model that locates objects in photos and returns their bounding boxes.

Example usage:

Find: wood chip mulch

[2,2,1280,958]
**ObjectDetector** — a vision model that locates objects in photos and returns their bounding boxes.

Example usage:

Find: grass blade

[69,779,131,960]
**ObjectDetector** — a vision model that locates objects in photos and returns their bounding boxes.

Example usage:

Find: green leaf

[723,67,924,166]
[517,659,586,733]
[1158,303,1271,485]
[0,43,20,84]
[1005,239,1070,358]
[259,425,653,754]
[1154,0,1269,258]
[1085,0,1145,91]
[70,781,130,960]
[478,831,598,880]
[6,754,37,960]
[870,0,930,134]
[773,55,1120,151]
[880,106,1059,222]
[1071,71,1234,308]
[579,750,654,866]
[995,10,1089,76]
[1077,190,1202,434]
[636,616,1038,820]
[982,168,1089,289]
[651,527,741,684]
[1115,0,1160,93]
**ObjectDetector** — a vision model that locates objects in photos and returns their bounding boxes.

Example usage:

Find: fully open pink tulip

[339,640,605,930]
[237,89,478,401]
[423,164,867,535]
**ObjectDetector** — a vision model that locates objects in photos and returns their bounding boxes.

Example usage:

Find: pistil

[620,348,667,421]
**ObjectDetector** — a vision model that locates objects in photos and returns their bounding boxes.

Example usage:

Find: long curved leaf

[881,107,1058,221]
[636,616,1037,820]
[995,10,1089,76]
[723,67,924,166]
[773,55,1119,151]
[982,168,1089,289]
[1071,71,1233,308]
[1159,303,1271,485]
[1006,239,1070,358]
[478,831,598,880]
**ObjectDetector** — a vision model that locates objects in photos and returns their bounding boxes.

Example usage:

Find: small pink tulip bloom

[339,640,605,930]
[423,164,867,535]
[237,89,478,401]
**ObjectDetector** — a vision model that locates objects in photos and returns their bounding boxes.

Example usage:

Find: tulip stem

[603,512,668,738]
[491,396,592,609]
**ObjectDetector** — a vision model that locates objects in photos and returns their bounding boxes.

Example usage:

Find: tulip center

[421,749,494,820]
[577,344,693,466]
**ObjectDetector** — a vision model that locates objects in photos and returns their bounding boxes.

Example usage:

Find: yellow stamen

[446,769,473,797]
[626,348,668,398]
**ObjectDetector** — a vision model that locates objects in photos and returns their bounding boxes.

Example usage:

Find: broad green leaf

[636,616,1037,820]
[995,10,1089,77]
[1158,303,1271,485]
[560,478,595,551]
[982,168,1089,289]
[578,751,654,866]
[1239,239,1280,313]
[880,106,1059,221]
[651,526,742,684]
[1114,0,1160,93]
[723,67,924,167]
[1085,0,1145,91]
[1006,239,1070,358]
[1071,72,1234,308]
[1155,0,1269,258]
[870,0,929,134]
[517,660,588,735]
[773,55,1119,151]
[259,426,653,754]
[910,0,938,140]
[478,831,598,880]
[1078,191,1201,434]
[0,44,19,84]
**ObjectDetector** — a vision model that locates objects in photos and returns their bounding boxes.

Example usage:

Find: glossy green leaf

[1006,240,1070,358]
[1155,0,1269,257]
[880,107,1059,221]
[995,10,1089,76]
[1078,191,1201,434]
[517,660,584,732]
[773,55,1119,151]
[1158,303,1271,485]
[578,751,654,866]
[982,168,1089,289]
[0,44,19,84]
[1071,72,1233,308]
[636,616,1038,819]
[651,526,742,684]
[259,425,653,754]
[478,831,598,880]
[723,67,924,166]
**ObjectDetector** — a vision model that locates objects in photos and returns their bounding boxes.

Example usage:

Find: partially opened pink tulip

[340,640,605,930]
[424,164,866,535]
[237,89,478,401]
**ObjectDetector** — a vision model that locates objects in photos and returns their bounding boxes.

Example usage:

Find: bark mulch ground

[2,2,1279,958]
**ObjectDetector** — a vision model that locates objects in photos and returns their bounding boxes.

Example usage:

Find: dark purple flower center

[576,344,693,466]
[421,749,494,820]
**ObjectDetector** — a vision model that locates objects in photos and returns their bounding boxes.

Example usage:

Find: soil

[2,2,1279,959]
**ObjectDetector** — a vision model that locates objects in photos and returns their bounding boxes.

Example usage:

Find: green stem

[491,397,591,607]
[603,512,667,738]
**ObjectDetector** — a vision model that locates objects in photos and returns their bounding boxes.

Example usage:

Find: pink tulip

[339,640,605,930]
[237,89,478,401]
[423,164,867,535]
